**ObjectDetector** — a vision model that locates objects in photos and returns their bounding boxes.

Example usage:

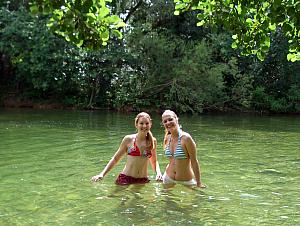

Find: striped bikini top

[164,130,188,159]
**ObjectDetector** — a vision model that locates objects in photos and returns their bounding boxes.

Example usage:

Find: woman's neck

[136,132,147,140]
[171,128,179,139]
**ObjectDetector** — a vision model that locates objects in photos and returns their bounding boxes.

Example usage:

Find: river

[0,108,299,225]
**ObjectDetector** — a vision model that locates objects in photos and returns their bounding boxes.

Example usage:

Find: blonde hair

[161,110,179,148]
[162,110,178,120]
[135,112,154,150]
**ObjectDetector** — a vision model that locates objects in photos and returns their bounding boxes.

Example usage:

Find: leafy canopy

[174,0,300,62]
[30,0,125,49]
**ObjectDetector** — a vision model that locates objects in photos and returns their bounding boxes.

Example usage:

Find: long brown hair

[135,112,154,150]
[161,110,179,149]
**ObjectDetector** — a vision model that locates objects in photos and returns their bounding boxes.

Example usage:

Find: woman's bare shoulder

[181,131,194,142]
[122,134,135,144]
[181,130,192,138]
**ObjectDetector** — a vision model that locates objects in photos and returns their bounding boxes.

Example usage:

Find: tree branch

[124,0,144,23]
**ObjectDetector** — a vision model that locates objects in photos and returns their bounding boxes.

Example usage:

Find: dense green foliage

[0,7,122,107]
[30,0,125,49]
[20,0,300,62]
[0,1,300,113]
[174,0,300,62]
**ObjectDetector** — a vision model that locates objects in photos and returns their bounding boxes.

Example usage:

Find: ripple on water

[240,193,259,199]
[1,110,300,226]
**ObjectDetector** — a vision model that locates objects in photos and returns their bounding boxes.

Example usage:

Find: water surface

[0,109,299,225]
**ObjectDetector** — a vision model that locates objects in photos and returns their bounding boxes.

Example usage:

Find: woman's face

[162,113,178,132]
[135,116,152,133]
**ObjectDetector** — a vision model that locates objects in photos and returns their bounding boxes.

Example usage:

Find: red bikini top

[127,138,152,158]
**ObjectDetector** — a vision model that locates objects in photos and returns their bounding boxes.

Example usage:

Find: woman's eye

[163,118,173,124]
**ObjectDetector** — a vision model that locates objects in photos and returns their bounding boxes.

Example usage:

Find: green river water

[0,108,299,226]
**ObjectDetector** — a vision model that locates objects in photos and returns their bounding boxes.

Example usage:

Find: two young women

[91,111,205,188]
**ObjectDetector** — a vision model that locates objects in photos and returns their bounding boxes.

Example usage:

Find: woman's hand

[91,174,104,182]
[197,182,206,188]
[156,172,163,181]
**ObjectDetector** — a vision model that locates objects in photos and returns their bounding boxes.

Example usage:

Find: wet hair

[161,110,180,148]
[135,112,154,150]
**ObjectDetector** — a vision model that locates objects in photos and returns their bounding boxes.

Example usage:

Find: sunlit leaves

[29,0,125,50]
[174,0,300,61]
[287,52,300,62]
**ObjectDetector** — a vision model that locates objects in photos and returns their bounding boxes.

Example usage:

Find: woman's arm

[149,138,163,181]
[91,135,129,182]
[185,135,205,188]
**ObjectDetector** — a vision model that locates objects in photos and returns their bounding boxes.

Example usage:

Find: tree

[174,0,300,62]
[29,0,125,49]
[0,7,120,108]
[250,30,300,112]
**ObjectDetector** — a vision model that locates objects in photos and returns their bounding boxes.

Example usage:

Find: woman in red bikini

[91,112,163,185]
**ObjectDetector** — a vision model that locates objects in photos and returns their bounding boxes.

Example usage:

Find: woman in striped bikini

[161,110,205,188]
[91,112,162,185]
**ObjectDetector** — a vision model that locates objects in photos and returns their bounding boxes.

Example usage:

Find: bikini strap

[165,134,171,148]
[178,129,182,144]
[133,135,138,148]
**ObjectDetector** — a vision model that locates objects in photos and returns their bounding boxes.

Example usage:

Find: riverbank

[1,94,300,115]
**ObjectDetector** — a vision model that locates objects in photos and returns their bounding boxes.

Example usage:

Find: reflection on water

[0,108,299,225]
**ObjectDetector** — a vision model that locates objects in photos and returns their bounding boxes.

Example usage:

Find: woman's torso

[122,134,151,178]
[164,132,194,181]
